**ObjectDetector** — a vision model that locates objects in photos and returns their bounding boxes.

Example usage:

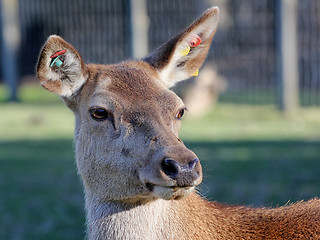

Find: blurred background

[0,0,320,239]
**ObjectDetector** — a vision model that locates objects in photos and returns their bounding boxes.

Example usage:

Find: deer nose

[161,158,201,187]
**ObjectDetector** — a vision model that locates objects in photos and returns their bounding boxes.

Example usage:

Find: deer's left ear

[144,7,219,88]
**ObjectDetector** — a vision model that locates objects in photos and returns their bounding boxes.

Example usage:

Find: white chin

[152,185,195,200]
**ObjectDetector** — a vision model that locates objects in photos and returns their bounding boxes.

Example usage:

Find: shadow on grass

[1,139,320,239]
[0,139,84,240]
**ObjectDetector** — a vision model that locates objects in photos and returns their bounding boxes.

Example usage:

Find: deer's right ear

[36,35,88,98]
[144,7,219,88]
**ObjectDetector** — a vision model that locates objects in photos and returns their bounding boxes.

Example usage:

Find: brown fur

[36,7,320,239]
[173,193,320,239]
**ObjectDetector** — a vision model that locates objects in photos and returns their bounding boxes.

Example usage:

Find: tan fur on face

[73,61,198,203]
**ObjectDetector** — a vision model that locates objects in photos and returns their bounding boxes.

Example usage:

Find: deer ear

[144,7,219,88]
[36,35,88,97]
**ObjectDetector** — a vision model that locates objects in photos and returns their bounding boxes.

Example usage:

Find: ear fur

[36,35,88,97]
[144,7,220,88]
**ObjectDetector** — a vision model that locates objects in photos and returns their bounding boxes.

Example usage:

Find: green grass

[0,103,73,140]
[1,84,320,239]
[181,103,320,141]
[0,140,85,240]
[1,84,62,103]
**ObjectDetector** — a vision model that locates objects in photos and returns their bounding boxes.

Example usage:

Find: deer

[36,7,320,240]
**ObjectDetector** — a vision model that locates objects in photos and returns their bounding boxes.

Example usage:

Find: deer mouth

[146,182,194,191]
[145,182,195,200]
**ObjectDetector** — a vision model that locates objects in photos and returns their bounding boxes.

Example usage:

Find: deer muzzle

[161,158,201,187]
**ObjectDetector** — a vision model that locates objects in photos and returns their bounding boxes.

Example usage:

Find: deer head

[37,7,219,204]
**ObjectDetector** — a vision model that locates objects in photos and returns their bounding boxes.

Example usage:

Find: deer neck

[84,191,241,240]
[84,192,181,240]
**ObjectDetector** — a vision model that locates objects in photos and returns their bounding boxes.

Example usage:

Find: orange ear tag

[189,34,201,47]
[192,69,199,76]
[179,45,190,56]
[50,49,66,58]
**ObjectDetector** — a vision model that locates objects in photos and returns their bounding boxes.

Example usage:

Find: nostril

[188,158,199,169]
[161,159,180,179]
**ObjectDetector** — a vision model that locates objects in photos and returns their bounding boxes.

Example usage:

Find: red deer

[37,7,320,239]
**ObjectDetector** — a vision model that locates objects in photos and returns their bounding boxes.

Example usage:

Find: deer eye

[89,107,109,121]
[176,108,186,120]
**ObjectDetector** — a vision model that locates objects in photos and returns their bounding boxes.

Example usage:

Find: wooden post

[129,0,149,58]
[275,0,299,113]
[0,0,20,102]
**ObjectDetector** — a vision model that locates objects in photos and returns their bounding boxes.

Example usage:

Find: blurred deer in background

[37,7,320,240]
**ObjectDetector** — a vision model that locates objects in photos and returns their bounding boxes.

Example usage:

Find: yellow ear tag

[179,45,190,56]
[192,69,199,76]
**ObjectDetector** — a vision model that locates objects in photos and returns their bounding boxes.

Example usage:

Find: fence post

[0,0,20,102]
[129,0,149,58]
[275,0,299,113]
